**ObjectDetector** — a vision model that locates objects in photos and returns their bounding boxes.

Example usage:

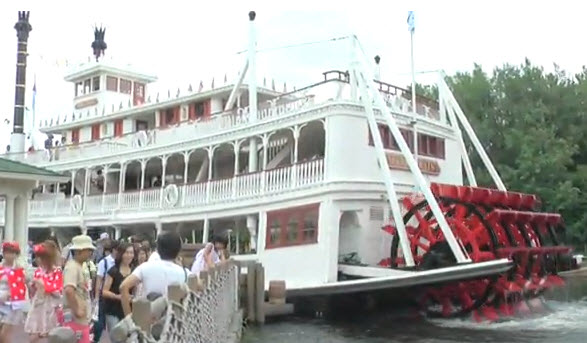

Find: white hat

[99,232,110,240]
[70,235,96,251]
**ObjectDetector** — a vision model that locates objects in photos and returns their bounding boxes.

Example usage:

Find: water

[243,277,587,343]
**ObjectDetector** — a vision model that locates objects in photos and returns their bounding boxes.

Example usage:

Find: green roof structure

[0,157,69,183]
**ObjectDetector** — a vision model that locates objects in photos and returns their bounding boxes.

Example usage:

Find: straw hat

[70,235,96,251]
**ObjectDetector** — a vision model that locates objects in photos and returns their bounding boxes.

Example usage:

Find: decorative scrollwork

[163,184,179,207]
[71,194,83,213]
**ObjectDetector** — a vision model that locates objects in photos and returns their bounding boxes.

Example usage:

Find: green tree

[444,60,587,247]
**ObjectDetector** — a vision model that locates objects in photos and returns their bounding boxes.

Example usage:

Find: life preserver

[164,184,179,206]
[71,194,82,213]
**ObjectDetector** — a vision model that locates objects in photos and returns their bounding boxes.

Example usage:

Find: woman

[102,242,134,334]
[137,246,149,266]
[0,242,27,342]
[24,241,63,342]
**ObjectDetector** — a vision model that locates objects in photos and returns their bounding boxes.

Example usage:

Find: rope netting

[122,261,239,343]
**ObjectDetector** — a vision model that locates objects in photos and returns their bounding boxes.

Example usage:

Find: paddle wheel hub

[379,182,576,321]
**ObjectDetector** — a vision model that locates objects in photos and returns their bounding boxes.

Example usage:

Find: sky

[1,0,586,150]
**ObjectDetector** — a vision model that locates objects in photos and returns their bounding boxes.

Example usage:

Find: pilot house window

[106,76,118,91]
[120,79,132,94]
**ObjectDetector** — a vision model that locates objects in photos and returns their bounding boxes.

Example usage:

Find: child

[0,241,28,342]
[63,235,95,343]
[25,241,63,342]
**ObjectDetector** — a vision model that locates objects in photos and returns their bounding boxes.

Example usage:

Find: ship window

[107,76,118,91]
[269,219,282,245]
[83,79,91,95]
[75,82,83,97]
[120,79,132,94]
[302,211,318,242]
[92,76,100,91]
[266,204,319,249]
[417,133,445,159]
[368,125,414,152]
[286,216,299,243]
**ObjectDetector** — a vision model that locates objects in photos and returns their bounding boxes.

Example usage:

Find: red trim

[71,129,80,144]
[91,124,100,141]
[266,203,319,249]
[114,120,124,137]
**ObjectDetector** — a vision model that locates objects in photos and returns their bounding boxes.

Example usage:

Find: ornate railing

[0,96,316,165]
[19,159,324,219]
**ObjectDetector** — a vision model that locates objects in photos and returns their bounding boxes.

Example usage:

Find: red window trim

[114,119,124,137]
[71,128,80,144]
[368,125,415,152]
[266,203,319,249]
[91,124,100,141]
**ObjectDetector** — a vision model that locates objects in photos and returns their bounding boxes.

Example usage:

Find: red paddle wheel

[378,182,574,321]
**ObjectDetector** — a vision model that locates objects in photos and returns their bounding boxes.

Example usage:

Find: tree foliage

[445,60,587,246]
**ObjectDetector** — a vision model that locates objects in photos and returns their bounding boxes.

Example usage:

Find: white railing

[24,159,324,219]
[0,96,317,166]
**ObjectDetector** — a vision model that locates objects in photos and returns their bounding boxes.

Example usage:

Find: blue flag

[407,11,415,33]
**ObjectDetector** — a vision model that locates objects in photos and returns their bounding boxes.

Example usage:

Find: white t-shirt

[148,251,161,262]
[132,260,188,297]
[96,254,115,278]
[190,249,220,276]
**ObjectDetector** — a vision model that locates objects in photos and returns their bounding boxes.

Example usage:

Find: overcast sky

[1,0,585,150]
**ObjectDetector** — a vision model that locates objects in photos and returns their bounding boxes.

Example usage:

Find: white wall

[257,200,338,289]
[79,126,91,143]
[326,113,463,187]
[210,96,223,114]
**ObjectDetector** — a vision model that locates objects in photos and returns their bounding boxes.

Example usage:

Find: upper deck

[0,70,447,171]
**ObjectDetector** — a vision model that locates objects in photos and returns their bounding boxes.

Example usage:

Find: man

[190,235,228,276]
[120,232,188,316]
[93,232,110,263]
[63,235,95,343]
[92,240,118,343]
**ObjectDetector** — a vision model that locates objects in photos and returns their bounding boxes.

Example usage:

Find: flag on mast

[407,11,415,33]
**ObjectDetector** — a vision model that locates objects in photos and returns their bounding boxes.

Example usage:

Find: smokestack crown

[14,11,32,41]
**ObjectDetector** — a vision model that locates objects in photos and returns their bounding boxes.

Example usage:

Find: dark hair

[46,236,60,251]
[104,239,119,254]
[212,235,228,247]
[156,232,182,260]
[114,242,134,267]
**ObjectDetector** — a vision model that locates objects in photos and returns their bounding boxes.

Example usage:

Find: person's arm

[102,273,120,301]
[94,260,105,299]
[120,274,140,316]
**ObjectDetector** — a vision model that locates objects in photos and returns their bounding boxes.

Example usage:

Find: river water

[242,277,587,343]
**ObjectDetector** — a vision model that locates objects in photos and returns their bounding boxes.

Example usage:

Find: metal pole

[410,30,417,115]
[438,76,505,190]
[353,68,415,267]
[353,37,470,264]
[247,11,258,172]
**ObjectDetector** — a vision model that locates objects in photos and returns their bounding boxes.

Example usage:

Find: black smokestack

[13,11,32,136]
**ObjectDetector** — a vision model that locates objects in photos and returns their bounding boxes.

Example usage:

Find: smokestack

[374,55,381,80]
[11,11,32,153]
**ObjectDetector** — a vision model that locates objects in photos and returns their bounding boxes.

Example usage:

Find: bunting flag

[407,11,415,33]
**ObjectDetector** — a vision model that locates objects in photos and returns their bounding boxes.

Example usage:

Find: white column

[207,148,214,180]
[246,215,257,252]
[202,218,210,243]
[183,153,190,184]
[293,126,300,163]
[256,211,267,253]
[233,142,240,176]
[102,166,109,194]
[155,222,162,236]
[161,156,168,187]
[80,225,88,235]
[262,134,269,170]
[14,195,29,250]
[140,160,146,190]
[3,195,15,241]
[70,170,76,196]
[115,226,122,240]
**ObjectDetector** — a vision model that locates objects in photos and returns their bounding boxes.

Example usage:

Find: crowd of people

[0,231,229,343]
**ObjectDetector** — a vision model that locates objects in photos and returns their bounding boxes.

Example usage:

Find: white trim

[0,171,69,183]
